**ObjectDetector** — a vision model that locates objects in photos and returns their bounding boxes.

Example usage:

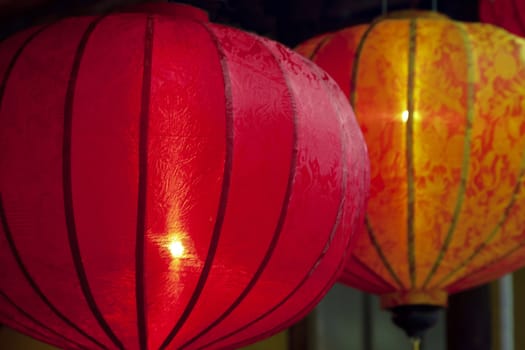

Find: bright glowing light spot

[168,240,185,258]
[401,110,409,123]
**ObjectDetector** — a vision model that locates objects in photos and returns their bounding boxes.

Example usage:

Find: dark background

[0,0,479,46]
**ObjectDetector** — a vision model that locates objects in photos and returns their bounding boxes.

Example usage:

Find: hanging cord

[410,337,421,350]
[431,0,438,11]
[381,0,388,15]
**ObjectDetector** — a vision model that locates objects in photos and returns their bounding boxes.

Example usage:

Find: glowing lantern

[0,3,370,349]
[297,10,525,341]
[480,0,525,37]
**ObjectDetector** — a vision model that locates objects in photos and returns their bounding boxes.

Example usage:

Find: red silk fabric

[0,4,369,350]
[480,0,525,37]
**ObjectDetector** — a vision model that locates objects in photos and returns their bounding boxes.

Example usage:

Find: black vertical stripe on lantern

[0,27,110,348]
[436,160,525,287]
[225,58,363,350]
[195,52,353,350]
[227,246,350,350]
[364,218,404,289]
[511,1,525,34]
[348,20,405,290]
[306,34,335,61]
[433,62,521,288]
[349,255,397,291]
[447,241,525,290]
[228,58,363,350]
[405,18,417,288]
[63,15,124,350]
[421,21,475,288]
[158,19,236,350]
[135,15,155,350]
[0,197,106,349]
[0,25,51,110]
[296,9,525,350]
[176,30,300,350]
[0,291,87,349]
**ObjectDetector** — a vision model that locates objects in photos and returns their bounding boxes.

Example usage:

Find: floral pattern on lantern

[0,4,369,349]
[297,11,525,308]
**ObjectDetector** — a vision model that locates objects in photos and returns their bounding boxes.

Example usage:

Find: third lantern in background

[297,10,525,342]
[479,0,525,38]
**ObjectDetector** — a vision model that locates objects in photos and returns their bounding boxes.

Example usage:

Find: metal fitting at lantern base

[389,304,442,339]
[380,290,446,347]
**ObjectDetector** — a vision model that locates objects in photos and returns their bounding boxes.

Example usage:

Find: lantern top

[123,2,209,21]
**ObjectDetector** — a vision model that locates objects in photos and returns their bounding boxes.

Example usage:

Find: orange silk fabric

[297,12,525,307]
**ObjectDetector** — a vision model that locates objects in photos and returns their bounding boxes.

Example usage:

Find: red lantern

[0,3,369,350]
[480,0,525,37]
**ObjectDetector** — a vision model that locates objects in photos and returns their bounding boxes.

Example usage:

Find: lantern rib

[0,291,89,349]
[447,240,525,291]
[0,197,107,349]
[305,33,335,61]
[134,15,154,350]
[510,0,525,34]
[405,18,417,288]
[0,24,49,111]
[422,22,476,288]
[63,16,124,350]
[0,25,108,350]
[192,55,349,350]
[343,265,391,293]
[177,33,300,350]
[349,254,398,291]
[226,244,349,350]
[434,152,525,288]
[365,217,405,289]
[348,21,377,108]
[159,21,235,350]
[349,19,405,290]
[196,214,348,350]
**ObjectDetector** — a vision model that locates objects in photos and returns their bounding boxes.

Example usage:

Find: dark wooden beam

[447,284,492,350]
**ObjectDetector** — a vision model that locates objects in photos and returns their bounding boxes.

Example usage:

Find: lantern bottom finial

[390,304,442,340]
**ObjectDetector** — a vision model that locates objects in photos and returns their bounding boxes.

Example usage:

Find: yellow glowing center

[401,110,409,122]
[168,240,185,258]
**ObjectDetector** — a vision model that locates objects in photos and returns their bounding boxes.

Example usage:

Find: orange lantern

[297,10,525,342]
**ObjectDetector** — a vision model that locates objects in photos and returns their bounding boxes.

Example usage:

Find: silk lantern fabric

[480,0,525,37]
[0,3,370,350]
[297,11,525,308]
